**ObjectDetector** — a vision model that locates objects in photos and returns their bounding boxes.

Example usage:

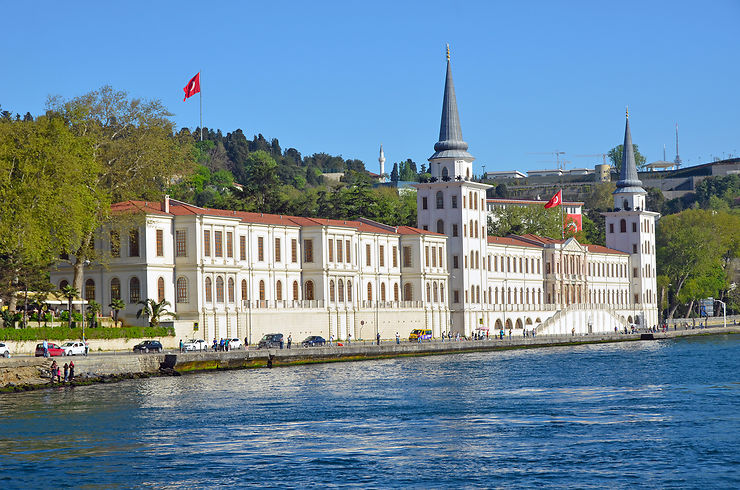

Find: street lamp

[81,259,90,351]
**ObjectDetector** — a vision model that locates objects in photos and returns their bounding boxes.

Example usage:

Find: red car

[35,343,66,357]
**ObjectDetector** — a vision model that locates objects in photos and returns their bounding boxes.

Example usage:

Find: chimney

[162,195,170,213]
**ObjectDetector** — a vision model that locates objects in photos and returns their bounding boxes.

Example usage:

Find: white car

[61,341,87,356]
[228,338,243,350]
[183,339,208,352]
[0,342,9,358]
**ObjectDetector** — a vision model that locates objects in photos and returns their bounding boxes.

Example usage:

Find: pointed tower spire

[615,108,645,195]
[430,45,473,160]
[378,144,386,182]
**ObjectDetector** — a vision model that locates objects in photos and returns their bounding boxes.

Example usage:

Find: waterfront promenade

[1,325,737,390]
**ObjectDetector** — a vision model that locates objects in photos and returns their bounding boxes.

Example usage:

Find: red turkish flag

[183,72,200,101]
[544,190,562,209]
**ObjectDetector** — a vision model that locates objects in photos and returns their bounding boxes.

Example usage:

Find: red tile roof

[584,244,629,255]
[487,236,543,248]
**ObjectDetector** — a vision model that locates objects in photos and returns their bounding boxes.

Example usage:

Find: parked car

[258,333,283,349]
[35,343,65,357]
[228,338,243,350]
[301,335,326,347]
[183,339,208,351]
[60,341,87,356]
[409,329,433,342]
[0,342,9,358]
[133,340,163,353]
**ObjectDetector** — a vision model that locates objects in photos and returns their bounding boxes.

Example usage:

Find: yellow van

[409,329,432,341]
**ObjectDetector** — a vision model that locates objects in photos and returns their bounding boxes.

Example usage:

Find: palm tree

[86,300,101,327]
[109,299,126,328]
[136,299,176,327]
[60,285,80,328]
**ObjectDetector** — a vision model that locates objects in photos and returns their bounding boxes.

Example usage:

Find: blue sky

[2,1,738,176]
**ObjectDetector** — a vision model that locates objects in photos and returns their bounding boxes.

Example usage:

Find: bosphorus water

[1,335,738,488]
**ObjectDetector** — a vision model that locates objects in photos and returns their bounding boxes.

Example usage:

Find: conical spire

[430,46,473,160]
[615,109,645,194]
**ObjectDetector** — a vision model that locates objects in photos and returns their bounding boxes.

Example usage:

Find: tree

[60,285,79,328]
[488,205,563,238]
[86,300,101,327]
[109,298,125,328]
[584,182,616,211]
[234,150,281,212]
[136,299,175,327]
[608,144,647,175]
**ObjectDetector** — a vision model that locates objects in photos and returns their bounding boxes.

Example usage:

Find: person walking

[395,332,400,344]
[69,360,75,381]
[287,335,292,349]
[43,339,49,358]
[63,362,69,383]
[179,339,183,353]
[377,332,381,345]
[571,327,575,336]
[347,333,351,345]
[50,360,58,382]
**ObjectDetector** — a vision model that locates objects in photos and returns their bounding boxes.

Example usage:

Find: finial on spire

[446,43,450,61]
[626,106,629,119]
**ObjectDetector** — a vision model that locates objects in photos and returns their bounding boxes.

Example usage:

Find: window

[453,255,459,268]
[241,279,248,301]
[394,283,399,301]
[379,245,385,267]
[275,237,281,262]
[346,240,351,264]
[129,229,140,257]
[276,280,282,301]
[633,267,639,278]
[156,229,164,256]
[404,283,412,301]
[337,239,343,262]
[157,277,165,302]
[463,195,466,208]
[304,240,313,262]
[454,290,460,303]
[292,239,298,263]
[442,167,449,179]
[464,224,467,236]
[227,232,233,258]
[216,276,224,302]
[475,220,479,238]
[425,246,429,267]
[452,224,458,237]
[85,279,95,301]
[329,280,336,301]
[436,191,444,209]
[228,278,235,302]
[422,196,428,210]
[381,282,386,301]
[292,281,299,300]
[328,239,334,262]
[432,247,437,267]
[451,195,458,208]
[433,283,438,302]
[439,248,443,268]
[465,256,468,268]
[110,231,120,257]
[176,230,187,257]
[258,237,264,261]
[129,277,140,303]
[620,219,626,233]
[205,277,212,302]
[633,244,637,253]
[367,283,373,301]
[176,277,188,303]
[214,231,223,257]
[632,222,637,233]
[259,280,265,301]
[347,281,352,302]
[426,283,431,302]
[110,278,121,300]
[305,281,315,300]
[240,236,246,260]
[403,246,411,267]
[392,246,398,267]
[338,279,344,301]
[366,243,371,266]
[609,223,614,233]
[203,230,211,257]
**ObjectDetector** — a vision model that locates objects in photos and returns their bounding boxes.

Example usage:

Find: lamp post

[716,299,727,329]
[81,259,90,349]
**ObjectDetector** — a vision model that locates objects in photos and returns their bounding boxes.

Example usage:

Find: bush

[0,325,175,342]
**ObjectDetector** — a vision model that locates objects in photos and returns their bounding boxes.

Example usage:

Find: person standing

[287,335,292,349]
[69,360,75,381]
[347,333,351,345]
[50,360,57,382]
[43,339,49,358]
[179,339,183,353]
[377,332,381,345]
[63,363,69,383]
[395,332,400,344]
[329,335,334,346]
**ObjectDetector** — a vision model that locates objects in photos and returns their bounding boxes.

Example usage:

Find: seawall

[2,326,737,390]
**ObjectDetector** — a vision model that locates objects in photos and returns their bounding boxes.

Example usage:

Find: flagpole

[560,189,564,240]
[199,73,203,141]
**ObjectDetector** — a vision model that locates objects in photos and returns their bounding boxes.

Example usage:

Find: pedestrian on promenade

[84,339,89,356]
[69,361,75,380]
[499,328,504,340]
[571,327,575,336]
[377,332,381,345]
[245,337,249,349]
[179,339,183,352]
[395,332,400,344]
[287,335,292,349]
[441,331,444,343]
[50,360,58,382]
[212,338,217,351]
[43,339,49,358]
[508,328,512,340]
[329,335,334,346]
[347,333,351,345]
[63,362,69,382]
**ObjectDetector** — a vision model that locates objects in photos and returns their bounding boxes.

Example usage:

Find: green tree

[487,205,563,238]
[608,144,647,175]
[86,300,101,327]
[136,299,175,327]
[60,285,79,328]
[584,182,616,211]
[235,150,281,212]
[109,298,125,328]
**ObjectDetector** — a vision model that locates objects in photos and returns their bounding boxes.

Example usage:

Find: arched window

[367,282,373,301]
[476,286,480,303]
[85,279,95,301]
[442,167,449,179]
[433,282,438,302]
[329,280,335,302]
[157,277,165,302]
[110,278,121,300]
[475,220,479,238]
[620,219,626,232]
[436,191,444,209]
[526,288,530,304]
[276,280,282,301]
[338,279,344,302]
[426,283,431,302]
[241,279,248,301]
[293,281,299,301]
[305,281,315,301]
[394,282,399,301]
[437,219,444,234]
[507,288,511,303]
[129,277,140,303]
[228,278,235,303]
[216,276,224,303]
[60,280,69,290]
[347,281,352,302]
[176,277,188,303]
[440,284,445,301]
[404,283,412,301]
[259,280,266,301]
[205,277,212,303]
[381,282,386,301]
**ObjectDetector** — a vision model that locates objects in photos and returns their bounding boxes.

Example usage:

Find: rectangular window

[258,236,264,261]
[439,248,443,268]
[110,230,120,258]
[345,240,351,264]
[465,256,468,268]
[275,237,281,262]
[422,197,428,210]
[337,239,343,262]
[129,229,139,257]
[425,246,429,267]
[609,223,614,233]
[423,225,428,231]
[451,195,457,208]
[452,224,458,237]
[431,247,437,267]
[392,246,398,268]
[328,239,334,262]
[304,239,313,263]
[176,230,187,257]
[632,222,637,233]
[214,231,223,257]
[633,267,639,278]
[403,246,412,267]
[240,236,246,260]
[634,293,640,304]
[454,290,460,303]
[463,195,466,208]
[226,232,233,258]
[156,229,164,257]
[379,245,385,267]
[366,243,371,266]
[291,239,298,263]
[203,230,211,257]
[453,255,459,269]
[633,244,637,253]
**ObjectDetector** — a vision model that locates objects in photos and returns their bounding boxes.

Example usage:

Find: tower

[603,110,660,328]
[415,45,491,335]
[379,144,386,183]
[674,123,682,167]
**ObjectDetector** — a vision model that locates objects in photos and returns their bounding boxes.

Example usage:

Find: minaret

[674,123,682,167]
[604,109,660,328]
[379,144,386,183]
